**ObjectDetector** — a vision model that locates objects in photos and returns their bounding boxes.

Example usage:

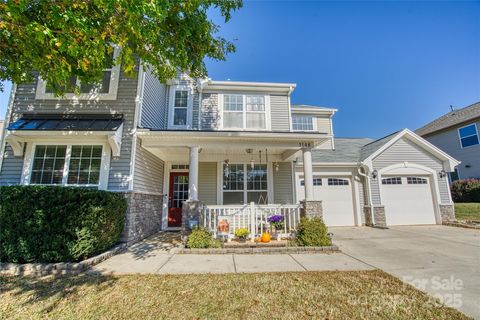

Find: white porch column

[188,146,199,201]
[302,147,314,201]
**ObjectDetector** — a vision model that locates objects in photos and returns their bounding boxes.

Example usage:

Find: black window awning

[7,113,124,131]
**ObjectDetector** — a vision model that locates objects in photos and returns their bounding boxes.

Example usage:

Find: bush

[295,216,331,247]
[450,179,480,202]
[187,228,221,248]
[0,186,126,263]
[234,228,249,239]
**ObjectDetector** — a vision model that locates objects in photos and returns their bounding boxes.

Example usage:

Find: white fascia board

[291,107,338,115]
[361,128,461,171]
[203,80,296,94]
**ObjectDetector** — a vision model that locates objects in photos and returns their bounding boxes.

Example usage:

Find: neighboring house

[0,120,4,142]
[0,67,459,244]
[416,102,480,180]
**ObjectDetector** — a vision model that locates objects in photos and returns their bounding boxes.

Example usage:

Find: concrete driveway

[330,225,480,319]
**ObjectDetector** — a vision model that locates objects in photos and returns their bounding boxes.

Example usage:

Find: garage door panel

[381,176,436,226]
[297,176,355,226]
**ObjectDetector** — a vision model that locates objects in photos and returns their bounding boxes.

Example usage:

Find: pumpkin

[260,232,271,243]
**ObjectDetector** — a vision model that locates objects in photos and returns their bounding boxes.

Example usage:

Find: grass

[455,203,480,221]
[0,271,470,320]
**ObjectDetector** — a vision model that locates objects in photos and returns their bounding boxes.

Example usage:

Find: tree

[0,0,242,94]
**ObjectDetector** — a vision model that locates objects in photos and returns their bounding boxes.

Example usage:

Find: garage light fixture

[371,169,378,179]
[439,169,446,179]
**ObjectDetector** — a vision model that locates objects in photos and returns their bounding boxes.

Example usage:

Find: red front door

[168,172,189,227]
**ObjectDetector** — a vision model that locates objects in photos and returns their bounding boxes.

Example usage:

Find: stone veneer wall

[439,204,455,222]
[372,206,386,228]
[120,192,163,244]
[302,200,323,219]
[363,206,373,226]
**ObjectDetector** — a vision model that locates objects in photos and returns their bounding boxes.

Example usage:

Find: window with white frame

[292,115,315,131]
[328,178,349,186]
[458,124,479,148]
[222,94,268,130]
[300,176,322,186]
[223,164,268,204]
[407,176,428,185]
[173,90,188,126]
[36,48,120,100]
[30,145,104,187]
[382,177,402,185]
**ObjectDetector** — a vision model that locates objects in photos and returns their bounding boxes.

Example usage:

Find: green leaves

[0,0,242,95]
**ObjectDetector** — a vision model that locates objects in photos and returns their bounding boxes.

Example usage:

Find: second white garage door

[381,176,437,225]
[296,176,356,226]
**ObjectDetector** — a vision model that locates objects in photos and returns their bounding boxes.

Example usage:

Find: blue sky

[1,1,479,138]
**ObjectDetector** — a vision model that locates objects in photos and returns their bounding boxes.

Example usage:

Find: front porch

[136,129,331,238]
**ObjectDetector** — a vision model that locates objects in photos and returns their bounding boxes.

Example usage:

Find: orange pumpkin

[260,232,271,243]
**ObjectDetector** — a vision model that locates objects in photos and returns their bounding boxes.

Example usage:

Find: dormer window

[220,94,270,130]
[292,115,317,131]
[35,48,120,100]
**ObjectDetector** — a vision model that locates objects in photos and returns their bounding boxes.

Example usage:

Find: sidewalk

[90,235,373,274]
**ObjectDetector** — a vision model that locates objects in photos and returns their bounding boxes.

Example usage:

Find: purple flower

[268,215,284,223]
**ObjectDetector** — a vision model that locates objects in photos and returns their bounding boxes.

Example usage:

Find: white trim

[203,80,296,94]
[362,129,460,172]
[218,93,272,131]
[162,161,170,230]
[457,123,479,149]
[167,84,194,129]
[35,47,121,101]
[291,106,338,115]
[217,161,223,205]
[21,142,111,190]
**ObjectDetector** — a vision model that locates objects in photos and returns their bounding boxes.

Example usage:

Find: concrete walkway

[91,235,373,274]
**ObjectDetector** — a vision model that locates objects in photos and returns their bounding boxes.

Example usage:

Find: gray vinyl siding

[198,162,217,205]
[423,119,480,179]
[200,93,219,130]
[370,137,450,204]
[140,67,167,129]
[0,69,139,191]
[0,145,23,185]
[133,139,164,194]
[357,178,365,224]
[316,116,332,134]
[273,162,294,204]
[270,94,290,131]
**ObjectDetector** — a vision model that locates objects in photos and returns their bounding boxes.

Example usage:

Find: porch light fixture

[273,162,280,172]
[224,159,230,178]
[371,169,378,179]
[246,148,254,169]
[439,169,447,179]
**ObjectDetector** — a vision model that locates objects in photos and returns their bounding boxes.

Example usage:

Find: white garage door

[297,176,355,226]
[381,176,436,225]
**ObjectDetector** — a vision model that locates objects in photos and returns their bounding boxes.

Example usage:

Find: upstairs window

[292,115,316,131]
[36,48,120,100]
[458,124,479,148]
[173,90,188,126]
[221,94,269,130]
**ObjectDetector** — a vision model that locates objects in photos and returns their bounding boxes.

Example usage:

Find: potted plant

[235,228,249,242]
[267,214,284,240]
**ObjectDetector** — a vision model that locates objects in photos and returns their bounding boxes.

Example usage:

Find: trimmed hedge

[187,228,221,249]
[295,216,331,247]
[450,179,480,203]
[0,186,127,263]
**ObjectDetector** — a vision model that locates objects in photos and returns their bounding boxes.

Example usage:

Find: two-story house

[0,65,459,244]
[416,102,480,180]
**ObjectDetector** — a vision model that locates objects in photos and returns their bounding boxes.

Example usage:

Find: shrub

[234,228,249,239]
[187,228,221,248]
[0,186,126,263]
[450,179,480,203]
[295,216,331,247]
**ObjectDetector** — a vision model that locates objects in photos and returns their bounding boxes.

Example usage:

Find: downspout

[357,164,376,226]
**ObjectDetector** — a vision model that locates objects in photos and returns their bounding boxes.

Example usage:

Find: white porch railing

[201,202,302,240]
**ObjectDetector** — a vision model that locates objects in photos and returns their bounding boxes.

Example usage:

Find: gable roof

[306,138,373,163]
[361,129,460,171]
[359,131,400,161]
[416,102,480,136]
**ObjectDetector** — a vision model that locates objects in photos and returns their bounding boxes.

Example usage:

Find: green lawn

[0,271,470,319]
[455,203,480,221]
